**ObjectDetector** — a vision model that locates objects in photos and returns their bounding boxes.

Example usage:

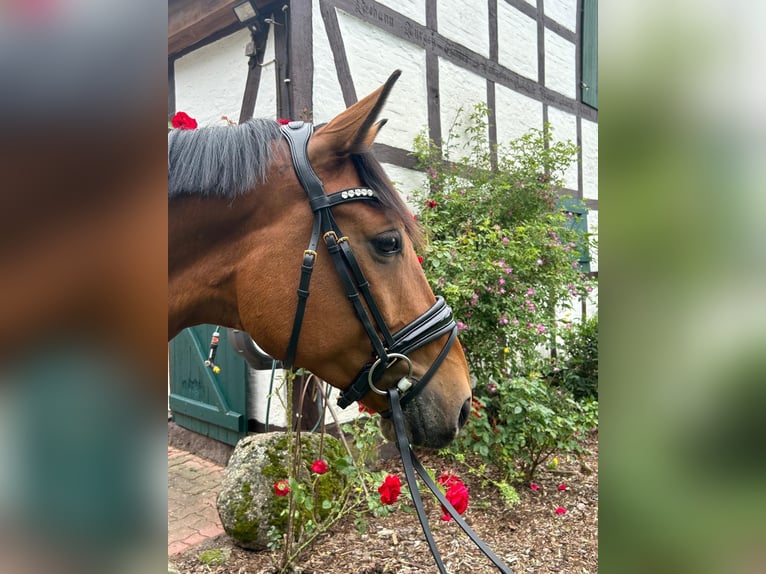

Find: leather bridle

[280,121,514,573]
[280,121,458,415]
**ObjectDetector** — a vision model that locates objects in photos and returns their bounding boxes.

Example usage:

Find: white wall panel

[544,29,576,99]
[545,0,578,32]
[438,58,488,157]
[494,83,543,145]
[581,118,598,200]
[312,0,348,123]
[377,0,425,25]
[437,0,489,57]
[338,9,428,151]
[587,209,598,273]
[546,105,579,191]
[497,1,538,81]
[174,29,251,126]
[254,24,278,119]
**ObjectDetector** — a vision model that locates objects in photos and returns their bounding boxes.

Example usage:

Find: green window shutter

[581,0,598,109]
[558,198,591,273]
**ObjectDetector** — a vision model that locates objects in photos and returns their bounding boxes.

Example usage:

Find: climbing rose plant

[413,104,597,482]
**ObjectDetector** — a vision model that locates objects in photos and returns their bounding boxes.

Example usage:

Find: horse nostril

[458,397,472,429]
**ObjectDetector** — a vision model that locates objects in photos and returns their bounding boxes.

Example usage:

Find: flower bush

[413,104,598,482]
[263,370,470,573]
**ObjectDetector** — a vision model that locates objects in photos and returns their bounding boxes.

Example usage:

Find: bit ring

[368,354,413,395]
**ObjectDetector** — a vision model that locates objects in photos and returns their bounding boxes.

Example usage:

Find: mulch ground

[171,431,597,574]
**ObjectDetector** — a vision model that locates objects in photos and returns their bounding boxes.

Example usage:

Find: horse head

[168,71,473,448]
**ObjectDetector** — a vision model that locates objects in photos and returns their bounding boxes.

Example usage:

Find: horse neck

[168,194,258,338]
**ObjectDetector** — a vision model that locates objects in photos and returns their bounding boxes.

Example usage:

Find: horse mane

[168,118,283,198]
[168,118,422,246]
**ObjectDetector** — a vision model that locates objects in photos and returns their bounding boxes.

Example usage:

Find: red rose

[530,483,540,491]
[311,460,329,474]
[273,479,290,497]
[440,480,469,521]
[171,111,198,130]
[556,506,567,515]
[437,473,462,489]
[377,474,402,505]
[557,483,567,491]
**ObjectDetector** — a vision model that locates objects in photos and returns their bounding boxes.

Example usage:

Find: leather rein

[280,121,514,573]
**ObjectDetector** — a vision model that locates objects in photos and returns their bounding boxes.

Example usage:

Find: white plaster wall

[437,0,489,57]
[377,0,425,25]
[438,58,488,158]
[337,9,428,151]
[584,284,598,320]
[174,29,252,126]
[497,1,538,82]
[248,367,287,425]
[248,369,359,427]
[382,163,428,210]
[581,118,598,200]
[546,105,579,191]
[587,209,598,273]
[494,83,543,145]
[543,29,576,99]
[312,0,347,123]
[545,0,578,32]
[253,24,278,119]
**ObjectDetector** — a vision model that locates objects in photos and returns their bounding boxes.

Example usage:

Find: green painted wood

[581,0,598,109]
[169,325,248,445]
[559,198,591,273]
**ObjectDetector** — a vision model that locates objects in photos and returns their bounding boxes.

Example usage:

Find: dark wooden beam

[287,2,314,122]
[168,0,273,57]
[319,0,357,107]
[239,27,270,123]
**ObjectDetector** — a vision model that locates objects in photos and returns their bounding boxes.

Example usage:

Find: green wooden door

[169,325,248,445]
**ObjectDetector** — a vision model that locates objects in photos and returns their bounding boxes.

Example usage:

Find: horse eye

[372,233,401,256]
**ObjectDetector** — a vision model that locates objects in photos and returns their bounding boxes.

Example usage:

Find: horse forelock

[167,118,283,198]
[351,152,423,250]
[167,118,422,248]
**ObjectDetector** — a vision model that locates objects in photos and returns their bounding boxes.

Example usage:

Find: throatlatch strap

[389,389,515,574]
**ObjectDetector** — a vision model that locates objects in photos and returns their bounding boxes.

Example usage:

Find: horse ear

[313,70,401,157]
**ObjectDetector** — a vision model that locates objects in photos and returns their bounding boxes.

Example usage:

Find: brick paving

[168,446,226,556]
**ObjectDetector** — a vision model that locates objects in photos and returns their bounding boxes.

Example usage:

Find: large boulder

[216,432,346,549]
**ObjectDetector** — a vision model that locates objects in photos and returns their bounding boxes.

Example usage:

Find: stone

[216,432,346,550]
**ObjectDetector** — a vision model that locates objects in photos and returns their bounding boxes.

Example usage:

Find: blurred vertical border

[0,1,168,572]
[601,0,766,573]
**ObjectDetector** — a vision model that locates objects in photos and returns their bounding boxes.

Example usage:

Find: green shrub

[549,314,598,400]
[414,104,595,390]
[455,374,594,482]
[413,104,598,482]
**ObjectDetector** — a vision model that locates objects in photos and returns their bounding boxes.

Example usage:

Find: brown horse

[168,72,472,448]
